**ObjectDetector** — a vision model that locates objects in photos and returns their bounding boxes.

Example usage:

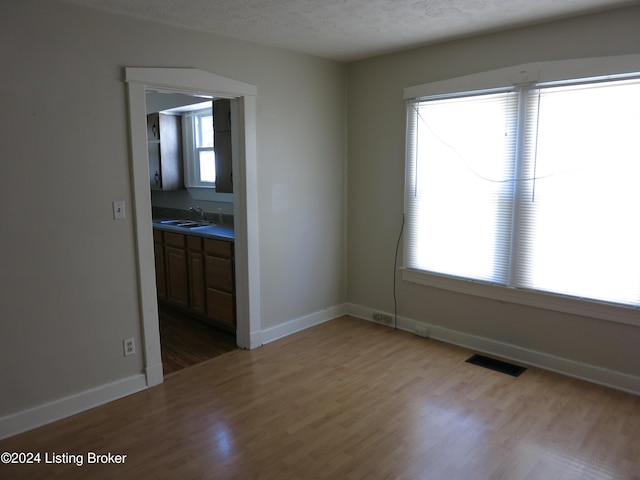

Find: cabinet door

[188,250,206,316]
[147,113,160,140]
[148,142,162,189]
[214,131,233,193]
[213,99,231,131]
[186,236,205,315]
[206,288,235,328]
[158,114,183,190]
[165,245,188,309]
[213,99,233,193]
[154,240,166,301]
[146,113,183,191]
[205,256,234,293]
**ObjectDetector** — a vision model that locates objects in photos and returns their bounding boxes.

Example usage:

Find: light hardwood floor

[1,316,639,479]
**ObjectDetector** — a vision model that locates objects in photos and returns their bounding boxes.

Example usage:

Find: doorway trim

[124,67,261,387]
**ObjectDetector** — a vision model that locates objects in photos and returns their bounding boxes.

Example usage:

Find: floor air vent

[465,354,526,377]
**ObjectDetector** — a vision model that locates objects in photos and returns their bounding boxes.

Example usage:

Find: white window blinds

[405,76,640,307]
[514,79,640,305]
[406,91,518,284]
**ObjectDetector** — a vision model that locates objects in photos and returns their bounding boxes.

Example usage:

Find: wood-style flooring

[1,316,639,479]
[159,305,237,375]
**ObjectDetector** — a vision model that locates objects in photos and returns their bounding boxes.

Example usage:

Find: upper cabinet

[147,113,184,191]
[213,99,233,193]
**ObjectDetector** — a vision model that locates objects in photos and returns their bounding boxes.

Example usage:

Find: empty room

[1,0,639,478]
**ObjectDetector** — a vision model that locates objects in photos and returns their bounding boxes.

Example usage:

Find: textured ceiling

[61,0,638,61]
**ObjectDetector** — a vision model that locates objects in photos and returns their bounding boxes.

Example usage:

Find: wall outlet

[372,313,392,325]
[413,326,429,338]
[123,338,135,356]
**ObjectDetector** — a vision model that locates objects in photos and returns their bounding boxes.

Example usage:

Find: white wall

[347,6,640,383]
[0,0,346,425]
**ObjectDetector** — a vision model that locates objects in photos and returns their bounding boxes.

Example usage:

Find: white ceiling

[62,0,638,61]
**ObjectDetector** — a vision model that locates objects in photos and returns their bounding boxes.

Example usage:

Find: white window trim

[183,108,215,189]
[403,54,640,100]
[401,268,640,327]
[402,54,640,328]
[182,105,236,202]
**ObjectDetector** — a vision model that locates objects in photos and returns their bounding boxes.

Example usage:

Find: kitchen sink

[158,219,216,228]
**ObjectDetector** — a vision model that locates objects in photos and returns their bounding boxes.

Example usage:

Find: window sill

[401,268,640,327]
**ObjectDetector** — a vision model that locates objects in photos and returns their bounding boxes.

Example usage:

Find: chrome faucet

[189,206,206,221]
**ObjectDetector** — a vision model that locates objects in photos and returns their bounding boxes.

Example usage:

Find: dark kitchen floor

[158,305,237,375]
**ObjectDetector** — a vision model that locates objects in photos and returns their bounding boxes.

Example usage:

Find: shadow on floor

[159,306,237,375]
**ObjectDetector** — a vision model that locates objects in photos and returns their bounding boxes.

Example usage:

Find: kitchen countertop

[152,219,235,242]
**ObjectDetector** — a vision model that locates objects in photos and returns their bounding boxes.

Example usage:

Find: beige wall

[346,6,640,377]
[2,0,639,435]
[0,0,346,419]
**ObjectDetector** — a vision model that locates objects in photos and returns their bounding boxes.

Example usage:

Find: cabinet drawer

[205,256,234,292]
[206,288,235,327]
[187,235,203,251]
[153,229,163,243]
[204,238,233,258]
[164,232,186,248]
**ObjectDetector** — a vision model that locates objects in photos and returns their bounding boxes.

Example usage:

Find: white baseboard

[7,302,633,441]
[0,374,147,440]
[347,303,640,396]
[146,362,164,387]
[259,304,347,345]
[0,305,347,440]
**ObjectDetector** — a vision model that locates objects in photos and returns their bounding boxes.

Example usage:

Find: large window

[405,74,640,310]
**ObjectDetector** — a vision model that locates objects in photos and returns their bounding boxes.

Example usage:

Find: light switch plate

[113,200,126,220]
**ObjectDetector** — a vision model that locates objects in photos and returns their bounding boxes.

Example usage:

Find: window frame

[402,55,640,327]
[183,107,216,189]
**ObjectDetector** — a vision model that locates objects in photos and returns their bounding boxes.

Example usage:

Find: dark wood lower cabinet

[203,238,236,329]
[187,236,206,316]
[165,245,189,309]
[154,229,235,331]
[163,232,189,309]
[205,288,235,329]
[153,230,166,301]
[204,256,233,292]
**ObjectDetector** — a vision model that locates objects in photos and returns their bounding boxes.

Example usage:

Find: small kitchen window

[182,99,233,195]
[184,107,216,188]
